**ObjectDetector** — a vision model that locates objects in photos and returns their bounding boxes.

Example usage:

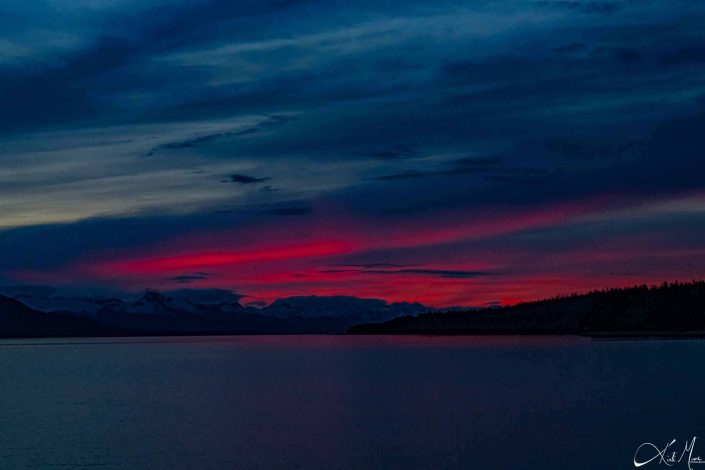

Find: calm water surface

[1,335,704,469]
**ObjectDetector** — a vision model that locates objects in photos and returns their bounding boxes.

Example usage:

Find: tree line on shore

[347,280,705,335]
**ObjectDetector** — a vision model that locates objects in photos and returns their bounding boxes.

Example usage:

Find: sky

[1,0,705,307]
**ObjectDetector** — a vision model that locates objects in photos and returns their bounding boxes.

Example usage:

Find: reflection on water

[1,335,703,469]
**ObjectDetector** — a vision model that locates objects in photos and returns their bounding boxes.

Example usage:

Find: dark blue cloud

[535,1,622,14]
[0,211,248,270]
[225,174,272,184]
[265,207,312,216]
[164,273,211,284]
[321,267,499,279]
[141,115,295,157]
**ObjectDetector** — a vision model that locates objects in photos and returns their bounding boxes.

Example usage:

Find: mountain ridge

[0,295,138,338]
[0,290,430,338]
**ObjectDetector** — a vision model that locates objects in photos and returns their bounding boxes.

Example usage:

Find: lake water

[1,335,704,469]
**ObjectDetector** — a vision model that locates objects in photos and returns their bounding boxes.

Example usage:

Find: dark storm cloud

[364,146,423,160]
[321,268,498,279]
[552,43,587,54]
[372,171,457,181]
[453,157,503,168]
[0,211,250,270]
[141,115,295,157]
[372,167,489,181]
[613,48,642,63]
[372,156,503,180]
[535,1,622,14]
[660,47,705,66]
[265,207,312,216]
[331,263,415,269]
[225,174,272,184]
[164,273,210,284]
[544,139,647,161]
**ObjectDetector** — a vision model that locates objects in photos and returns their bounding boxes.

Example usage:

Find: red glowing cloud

[11,191,705,307]
[103,241,353,275]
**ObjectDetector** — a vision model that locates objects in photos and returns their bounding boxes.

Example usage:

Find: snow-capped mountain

[0,286,432,335]
[261,295,428,322]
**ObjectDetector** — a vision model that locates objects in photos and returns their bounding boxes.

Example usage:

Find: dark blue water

[1,335,704,469]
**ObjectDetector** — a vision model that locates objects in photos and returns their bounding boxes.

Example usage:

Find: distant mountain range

[348,281,705,337]
[0,295,135,338]
[6,281,704,339]
[0,290,429,338]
